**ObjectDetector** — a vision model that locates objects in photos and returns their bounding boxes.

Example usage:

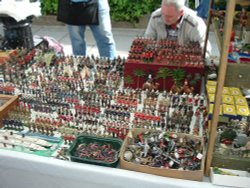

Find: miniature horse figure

[171,79,194,94]
[182,79,194,94]
[170,84,183,94]
[80,64,90,80]
[142,81,160,91]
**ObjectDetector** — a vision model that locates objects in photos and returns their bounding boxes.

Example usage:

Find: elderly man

[145,0,210,55]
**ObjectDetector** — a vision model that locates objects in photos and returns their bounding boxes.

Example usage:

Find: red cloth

[124,60,204,93]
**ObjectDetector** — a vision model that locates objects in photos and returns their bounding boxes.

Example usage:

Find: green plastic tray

[68,134,122,168]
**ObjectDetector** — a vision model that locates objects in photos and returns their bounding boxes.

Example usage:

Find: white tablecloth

[0,0,41,22]
[0,150,226,188]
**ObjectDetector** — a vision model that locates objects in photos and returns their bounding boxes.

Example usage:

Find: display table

[0,150,226,188]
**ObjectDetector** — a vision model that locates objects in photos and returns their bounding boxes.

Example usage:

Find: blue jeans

[67,0,117,59]
[196,0,211,19]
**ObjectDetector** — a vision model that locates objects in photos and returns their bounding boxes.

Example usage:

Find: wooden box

[224,63,250,88]
[0,94,19,127]
[212,151,250,172]
[210,167,250,188]
[120,128,205,181]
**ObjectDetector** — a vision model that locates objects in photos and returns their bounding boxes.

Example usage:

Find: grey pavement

[31,25,145,58]
[1,23,220,60]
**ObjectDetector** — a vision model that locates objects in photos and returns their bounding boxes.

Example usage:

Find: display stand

[205,0,250,175]
[124,61,204,92]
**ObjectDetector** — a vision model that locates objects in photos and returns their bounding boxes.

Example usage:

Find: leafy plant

[188,0,195,9]
[124,75,134,86]
[41,0,162,23]
[156,67,172,90]
[171,68,185,87]
[133,69,146,88]
[40,0,200,23]
[41,0,58,15]
[109,0,161,23]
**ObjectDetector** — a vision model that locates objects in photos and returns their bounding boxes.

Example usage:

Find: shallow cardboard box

[120,128,205,181]
[210,167,250,188]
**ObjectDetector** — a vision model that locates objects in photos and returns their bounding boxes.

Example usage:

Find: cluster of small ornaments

[127,37,205,67]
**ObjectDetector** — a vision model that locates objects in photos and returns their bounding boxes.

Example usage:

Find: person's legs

[90,0,116,59]
[196,0,211,19]
[67,25,87,56]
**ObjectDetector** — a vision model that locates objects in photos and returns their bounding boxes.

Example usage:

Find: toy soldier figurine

[181,92,187,103]
[239,8,248,27]
[187,93,193,105]
[199,95,204,107]
[194,94,199,106]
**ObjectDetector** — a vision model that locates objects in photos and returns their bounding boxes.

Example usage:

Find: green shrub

[41,0,58,15]
[40,0,161,22]
[109,0,161,23]
[40,0,197,23]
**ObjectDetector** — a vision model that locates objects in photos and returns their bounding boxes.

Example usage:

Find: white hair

[161,0,185,11]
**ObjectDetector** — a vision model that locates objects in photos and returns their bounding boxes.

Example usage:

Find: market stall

[0,0,249,187]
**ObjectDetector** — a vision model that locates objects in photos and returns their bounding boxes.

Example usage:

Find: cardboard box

[206,85,216,94]
[207,80,217,86]
[234,96,248,106]
[210,167,250,188]
[222,95,234,105]
[208,104,222,120]
[222,87,230,95]
[208,94,215,103]
[236,105,250,117]
[229,87,242,96]
[120,129,205,181]
[222,104,237,117]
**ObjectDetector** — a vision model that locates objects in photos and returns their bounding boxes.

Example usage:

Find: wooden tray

[0,94,19,127]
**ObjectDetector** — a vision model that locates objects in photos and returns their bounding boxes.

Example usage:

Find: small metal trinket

[123,150,133,161]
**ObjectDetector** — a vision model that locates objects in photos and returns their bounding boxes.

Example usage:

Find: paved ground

[31,25,145,58]
[0,23,220,60]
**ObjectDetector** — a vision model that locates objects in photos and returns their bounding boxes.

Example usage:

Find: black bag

[57,0,99,25]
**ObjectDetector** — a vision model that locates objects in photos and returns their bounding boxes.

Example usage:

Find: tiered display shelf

[205,0,250,175]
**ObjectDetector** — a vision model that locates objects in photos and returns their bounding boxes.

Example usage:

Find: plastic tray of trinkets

[68,134,123,168]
